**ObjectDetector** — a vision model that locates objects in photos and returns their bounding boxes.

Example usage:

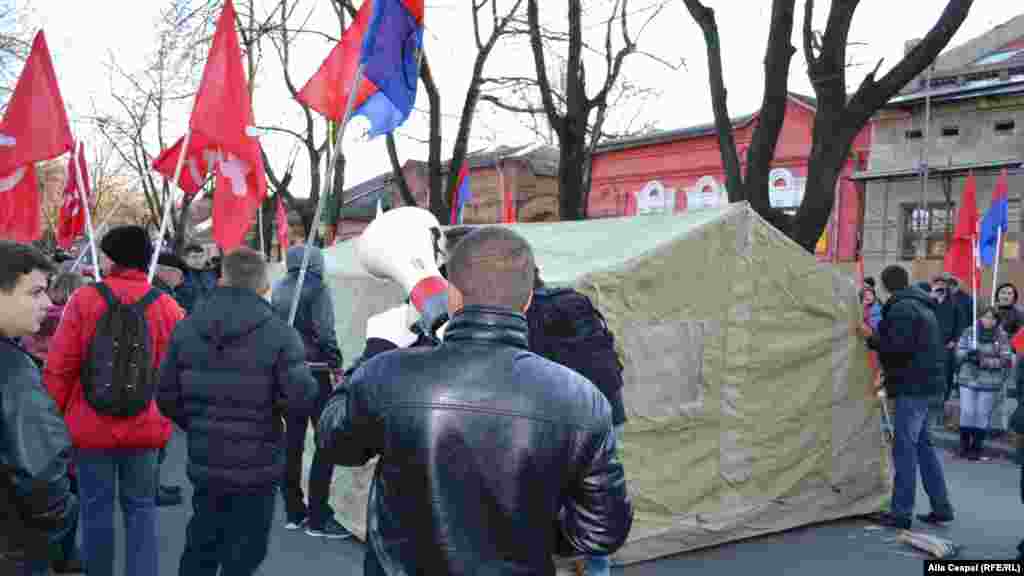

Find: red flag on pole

[187,0,266,252]
[943,172,979,290]
[0,32,73,173]
[0,31,73,242]
[276,194,289,259]
[56,143,91,249]
[296,1,376,122]
[152,132,215,197]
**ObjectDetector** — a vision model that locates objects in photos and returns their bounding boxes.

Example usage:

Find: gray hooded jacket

[271,246,343,370]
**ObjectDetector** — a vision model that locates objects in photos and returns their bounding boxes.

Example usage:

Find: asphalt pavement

[83,425,1021,575]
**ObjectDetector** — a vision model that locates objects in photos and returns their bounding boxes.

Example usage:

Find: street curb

[929,426,1017,461]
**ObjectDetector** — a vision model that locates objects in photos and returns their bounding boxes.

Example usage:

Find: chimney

[905,38,922,56]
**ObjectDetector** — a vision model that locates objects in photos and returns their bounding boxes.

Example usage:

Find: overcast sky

[14,0,1024,201]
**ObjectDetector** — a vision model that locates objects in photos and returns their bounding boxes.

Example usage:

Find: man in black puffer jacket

[863,265,954,531]
[318,227,632,576]
[0,241,78,575]
[157,248,317,575]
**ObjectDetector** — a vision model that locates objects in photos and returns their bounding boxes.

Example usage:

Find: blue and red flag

[450,161,471,224]
[979,168,1009,267]
[297,0,423,137]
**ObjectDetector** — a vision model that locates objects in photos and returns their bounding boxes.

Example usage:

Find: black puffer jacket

[157,287,318,492]
[0,338,77,561]
[868,287,945,398]
[318,306,633,576]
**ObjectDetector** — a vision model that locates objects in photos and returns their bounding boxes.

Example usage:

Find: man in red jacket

[44,225,185,576]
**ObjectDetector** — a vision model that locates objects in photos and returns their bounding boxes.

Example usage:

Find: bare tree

[265,0,445,241]
[519,0,668,220]
[91,0,219,254]
[683,0,974,252]
[0,2,32,103]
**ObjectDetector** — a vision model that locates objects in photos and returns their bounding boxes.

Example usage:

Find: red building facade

[588,93,872,261]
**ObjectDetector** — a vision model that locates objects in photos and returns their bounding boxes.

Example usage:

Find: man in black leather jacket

[318,227,633,576]
[0,241,78,575]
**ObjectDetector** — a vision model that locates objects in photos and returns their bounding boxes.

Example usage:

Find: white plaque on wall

[636,180,676,215]
[686,175,727,211]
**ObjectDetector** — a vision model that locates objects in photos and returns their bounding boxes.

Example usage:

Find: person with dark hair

[318,227,633,576]
[861,286,882,331]
[158,247,317,576]
[44,225,184,576]
[175,243,217,314]
[271,245,348,539]
[21,272,89,364]
[861,264,954,530]
[528,266,627,576]
[930,275,968,416]
[955,305,1013,460]
[0,241,79,576]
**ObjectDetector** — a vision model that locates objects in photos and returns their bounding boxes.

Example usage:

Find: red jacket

[44,267,185,450]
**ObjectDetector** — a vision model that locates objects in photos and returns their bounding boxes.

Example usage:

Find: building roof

[895,13,1024,101]
[338,143,559,221]
[849,157,1023,182]
[594,92,816,155]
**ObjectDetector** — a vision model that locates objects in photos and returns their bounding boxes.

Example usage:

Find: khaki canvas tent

[281,202,889,567]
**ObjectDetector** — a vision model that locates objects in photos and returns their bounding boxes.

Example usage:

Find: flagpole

[258,199,266,259]
[973,232,979,350]
[992,226,1003,307]
[288,63,365,326]
[70,194,124,273]
[73,141,101,282]
[148,129,192,283]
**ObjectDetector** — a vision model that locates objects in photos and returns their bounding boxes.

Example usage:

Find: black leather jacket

[0,337,78,561]
[318,306,633,576]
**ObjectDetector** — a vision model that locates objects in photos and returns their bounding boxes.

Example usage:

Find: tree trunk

[791,122,852,252]
[419,57,445,223]
[558,121,588,220]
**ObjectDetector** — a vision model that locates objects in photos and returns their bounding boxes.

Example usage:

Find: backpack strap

[93,282,120,309]
[131,288,162,313]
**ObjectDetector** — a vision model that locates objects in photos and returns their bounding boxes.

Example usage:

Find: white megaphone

[357,205,449,336]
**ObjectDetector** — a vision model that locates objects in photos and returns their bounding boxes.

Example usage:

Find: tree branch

[847,0,974,126]
[682,0,742,201]
[386,135,417,207]
[744,0,797,214]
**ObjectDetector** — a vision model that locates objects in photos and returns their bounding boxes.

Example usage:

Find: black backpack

[526,287,624,393]
[81,283,161,417]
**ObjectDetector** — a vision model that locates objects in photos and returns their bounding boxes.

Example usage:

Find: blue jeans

[890,396,953,520]
[179,486,276,576]
[1,558,49,575]
[77,448,159,576]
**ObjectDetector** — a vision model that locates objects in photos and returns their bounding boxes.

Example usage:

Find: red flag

[0,31,73,174]
[0,163,41,243]
[56,144,92,249]
[152,132,215,196]
[943,172,979,289]
[187,0,267,251]
[1012,327,1024,353]
[0,31,72,242]
[276,194,289,258]
[296,1,376,122]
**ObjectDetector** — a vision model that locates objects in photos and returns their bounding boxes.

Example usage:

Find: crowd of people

[0,220,634,575]
[860,265,1024,558]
